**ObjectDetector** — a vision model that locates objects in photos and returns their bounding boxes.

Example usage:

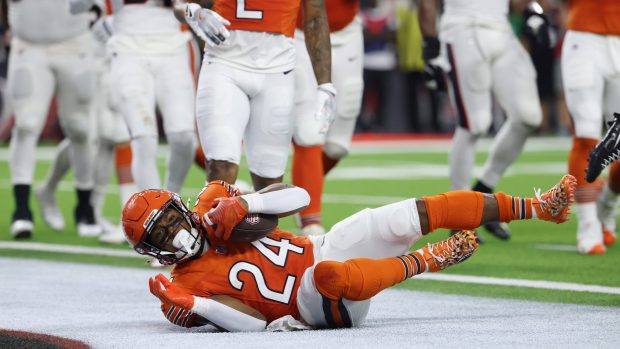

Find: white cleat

[301,224,326,236]
[11,220,34,239]
[77,222,103,237]
[597,185,618,246]
[35,187,65,231]
[98,220,127,244]
[576,203,605,255]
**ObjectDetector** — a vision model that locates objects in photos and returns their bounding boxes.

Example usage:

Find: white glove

[91,16,114,44]
[185,3,230,46]
[315,83,337,134]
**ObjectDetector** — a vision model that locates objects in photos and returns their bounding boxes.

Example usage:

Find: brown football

[229,213,278,242]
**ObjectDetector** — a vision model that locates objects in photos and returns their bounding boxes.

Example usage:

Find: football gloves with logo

[203,197,249,240]
[185,3,230,46]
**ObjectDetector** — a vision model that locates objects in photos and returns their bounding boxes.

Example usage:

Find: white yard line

[1,241,619,295]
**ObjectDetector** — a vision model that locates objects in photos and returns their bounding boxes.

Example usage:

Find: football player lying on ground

[122,175,576,331]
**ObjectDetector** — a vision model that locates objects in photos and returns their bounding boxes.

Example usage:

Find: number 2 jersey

[205,0,302,73]
[168,183,316,324]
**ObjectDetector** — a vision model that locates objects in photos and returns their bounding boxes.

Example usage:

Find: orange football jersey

[213,0,301,38]
[168,182,315,323]
[567,0,620,35]
[171,228,315,322]
[296,0,359,32]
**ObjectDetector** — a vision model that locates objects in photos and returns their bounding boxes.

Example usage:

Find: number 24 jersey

[170,229,315,322]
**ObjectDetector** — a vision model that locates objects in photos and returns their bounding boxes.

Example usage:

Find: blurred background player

[563,0,620,254]
[418,0,548,241]
[34,0,133,243]
[108,0,197,194]
[173,0,334,198]
[291,0,364,236]
[6,0,100,239]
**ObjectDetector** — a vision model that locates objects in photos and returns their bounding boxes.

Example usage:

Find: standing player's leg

[156,52,197,194]
[476,31,543,240]
[196,62,248,199]
[54,35,101,237]
[8,39,55,238]
[596,75,620,247]
[323,24,364,175]
[562,30,607,254]
[445,33,493,191]
[246,70,295,191]
[111,53,160,191]
[36,138,71,231]
[291,30,325,235]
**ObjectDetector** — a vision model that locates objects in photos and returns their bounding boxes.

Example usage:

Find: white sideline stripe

[0,241,141,258]
[416,273,620,295]
[1,241,619,295]
[533,243,578,252]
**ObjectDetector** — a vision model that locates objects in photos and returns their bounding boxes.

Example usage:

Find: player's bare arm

[302,0,331,85]
[416,0,438,38]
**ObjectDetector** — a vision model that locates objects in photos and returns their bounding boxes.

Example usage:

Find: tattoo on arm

[302,0,331,85]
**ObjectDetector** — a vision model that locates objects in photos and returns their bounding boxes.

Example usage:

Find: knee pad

[323,141,348,160]
[313,261,347,300]
[511,105,542,129]
[167,131,196,150]
[337,78,364,120]
[61,117,90,143]
[294,122,325,147]
[13,112,45,136]
[466,111,493,135]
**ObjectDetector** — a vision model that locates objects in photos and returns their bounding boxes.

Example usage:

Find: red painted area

[0,329,90,349]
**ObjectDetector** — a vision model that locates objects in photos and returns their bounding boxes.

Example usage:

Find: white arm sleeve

[190,297,267,332]
[241,187,310,214]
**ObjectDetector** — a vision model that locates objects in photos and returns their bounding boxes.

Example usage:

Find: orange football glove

[149,274,195,310]
[203,197,248,240]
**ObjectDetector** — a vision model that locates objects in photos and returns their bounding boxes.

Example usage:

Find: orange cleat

[586,243,606,255]
[603,227,617,246]
[419,230,479,272]
[533,175,577,223]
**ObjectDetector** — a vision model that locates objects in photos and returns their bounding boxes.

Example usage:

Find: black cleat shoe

[482,221,511,240]
[586,112,620,183]
[11,210,33,239]
[75,204,102,237]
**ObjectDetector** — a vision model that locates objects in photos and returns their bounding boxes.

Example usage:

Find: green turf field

[1,138,619,307]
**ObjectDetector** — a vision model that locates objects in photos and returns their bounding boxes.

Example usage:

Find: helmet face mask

[123,190,203,265]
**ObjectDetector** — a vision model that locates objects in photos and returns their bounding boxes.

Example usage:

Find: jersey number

[236,0,263,20]
[228,237,304,304]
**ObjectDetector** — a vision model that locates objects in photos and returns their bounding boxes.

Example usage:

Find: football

[229,213,278,242]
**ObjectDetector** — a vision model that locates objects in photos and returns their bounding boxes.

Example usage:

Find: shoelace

[600,148,620,168]
[427,239,456,266]
[534,182,565,217]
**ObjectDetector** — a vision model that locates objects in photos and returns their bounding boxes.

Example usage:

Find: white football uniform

[439,0,542,135]
[292,17,364,159]
[108,0,195,138]
[562,31,620,139]
[196,27,296,178]
[7,0,96,188]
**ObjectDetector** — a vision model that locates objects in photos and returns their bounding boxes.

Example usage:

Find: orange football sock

[292,143,324,226]
[494,192,534,222]
[569,137,599,202]
[314,251,427,302]
[115,143,133,185]
[608,162,620,194]
[194,146,207,171]
[422,191,484,232]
